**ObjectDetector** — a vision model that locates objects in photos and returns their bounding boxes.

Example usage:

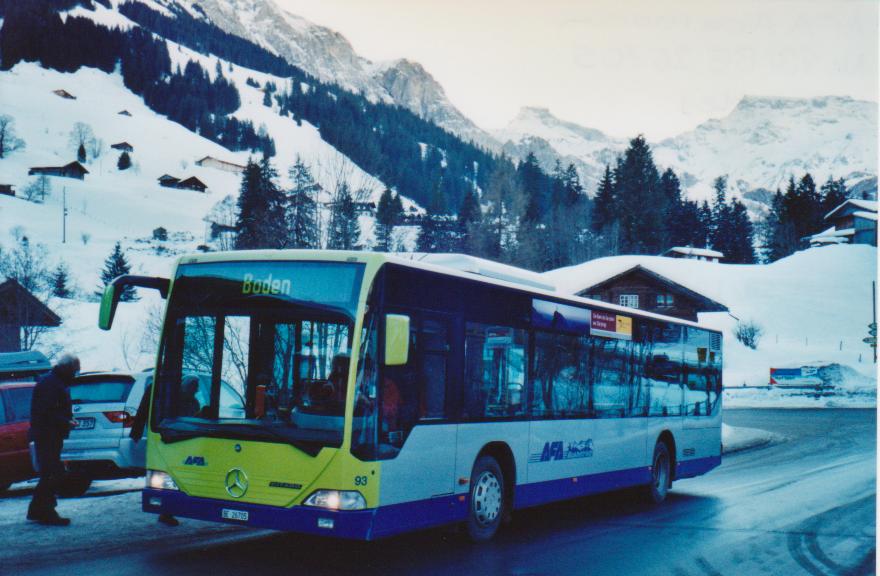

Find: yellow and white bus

[99,250,722,541]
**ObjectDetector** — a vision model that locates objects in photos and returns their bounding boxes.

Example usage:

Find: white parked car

[57,371,151,496]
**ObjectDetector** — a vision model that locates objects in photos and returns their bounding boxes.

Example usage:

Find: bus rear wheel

[466,455,505,542]
[645,441,671,504]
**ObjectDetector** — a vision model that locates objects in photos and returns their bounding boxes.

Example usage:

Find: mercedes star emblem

[225,468,249,498]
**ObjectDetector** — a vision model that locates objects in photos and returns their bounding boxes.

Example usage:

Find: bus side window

[463,322,526,420]
[419,318,449,420]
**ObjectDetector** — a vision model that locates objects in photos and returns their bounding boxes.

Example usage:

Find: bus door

[378,313,458,508]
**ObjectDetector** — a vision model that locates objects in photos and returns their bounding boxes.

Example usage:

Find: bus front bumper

[142,489,377,539]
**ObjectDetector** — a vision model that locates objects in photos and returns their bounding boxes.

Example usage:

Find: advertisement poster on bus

[590,310,633,340]
[531,299,590,334]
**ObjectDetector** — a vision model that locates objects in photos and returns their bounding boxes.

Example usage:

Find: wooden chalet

[808,199,878,247]
[158,174,207,193]
[118,110,132,117]
[110,142,134,153]
[576,265,728,322]
[0,279,62,352]
[53,89,76,100]
[0,184,14,197]
[195,156,245,174]
[661,246,724,263]
[177,176,208,193]
[28,161,89,180]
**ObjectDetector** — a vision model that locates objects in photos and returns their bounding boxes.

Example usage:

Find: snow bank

[721,423,781,453]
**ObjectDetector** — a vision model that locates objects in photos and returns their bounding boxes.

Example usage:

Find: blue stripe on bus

[676,455,721,479]
[515,467,653,509]
[143,456,720,540]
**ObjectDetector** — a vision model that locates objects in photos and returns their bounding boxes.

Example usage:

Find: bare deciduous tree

[0,114,26,159]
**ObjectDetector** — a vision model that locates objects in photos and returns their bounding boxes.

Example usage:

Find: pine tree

[375,188,403,251]
[820,176,848,216]
[456,188,481,253]
[51,262,72,298]
[77,143,86,163]
[709,176,730,252]
[614,136,663,254]
[235,158,287,249]
[286,157,320,249]
[117,151,131,170]
[327,183,360,250]
[518,152,545,224]
[97,242,136,301]
[591,164,615,233]
[727,198,756,264]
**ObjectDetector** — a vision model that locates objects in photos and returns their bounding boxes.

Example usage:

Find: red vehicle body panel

[0,382,37,487]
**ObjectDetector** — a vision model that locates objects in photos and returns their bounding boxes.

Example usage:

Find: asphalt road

[4,409,875,576]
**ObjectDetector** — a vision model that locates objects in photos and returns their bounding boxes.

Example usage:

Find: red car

[0,381,37,492]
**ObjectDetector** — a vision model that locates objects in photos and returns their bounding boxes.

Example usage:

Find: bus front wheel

[645,441,671,504]
[466,455,506,542]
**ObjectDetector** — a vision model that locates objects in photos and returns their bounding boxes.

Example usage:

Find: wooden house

[52,89,76,100]
[575,265,728,322]
[177,176,208,193]
[158,174,180,188]
[0,184,14,197]
[661,246,724,262]
[110,142,134,153]
[0,279,62,352]
[195,156,245,174]
[118,110,132,117]
[28,161,89,180]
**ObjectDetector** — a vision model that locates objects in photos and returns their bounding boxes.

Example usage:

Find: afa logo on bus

[529,439,594,463]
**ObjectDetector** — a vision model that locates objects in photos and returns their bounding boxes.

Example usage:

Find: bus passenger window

[420,319,448,419]
[464,323,526,420]
[532,332,590,418]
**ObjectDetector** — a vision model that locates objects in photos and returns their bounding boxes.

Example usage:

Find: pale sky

[276,0,879,140]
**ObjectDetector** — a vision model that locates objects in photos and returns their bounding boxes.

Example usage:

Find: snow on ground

[544,245,878,406]
[722,423,782,453]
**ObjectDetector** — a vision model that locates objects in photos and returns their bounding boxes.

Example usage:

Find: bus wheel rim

[473,471,502,526]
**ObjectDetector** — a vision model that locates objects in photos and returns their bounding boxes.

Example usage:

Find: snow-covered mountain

[498,97,878,202]
[149,0,496,150]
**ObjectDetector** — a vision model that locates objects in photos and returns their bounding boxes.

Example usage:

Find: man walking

[27,355,80,526]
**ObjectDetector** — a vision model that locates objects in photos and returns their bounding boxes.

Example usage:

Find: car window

[5,387,33,422]
[0,392,6,424]
[70,379,135,404]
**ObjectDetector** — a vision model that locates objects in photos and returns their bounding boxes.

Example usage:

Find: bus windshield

[153,260,364,454]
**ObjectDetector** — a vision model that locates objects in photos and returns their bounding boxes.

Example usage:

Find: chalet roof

[853,211,878,222]
[178,176,207,188]
[0,279,62,327]
[825,199,878,221]
[157,174,179,181]
[29,161,89,174]
[110,142,134,150]
[53,89,75,99]
[195,156,245,168]
[572,265,728,313]
[662,246,724,259]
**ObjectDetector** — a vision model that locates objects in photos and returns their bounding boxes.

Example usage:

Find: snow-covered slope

[498,97,878,201]
[544,245,878,393]
[149,0,496,149]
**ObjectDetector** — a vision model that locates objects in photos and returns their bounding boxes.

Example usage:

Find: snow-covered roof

[810,226,855,240]
[403,253,556,292]
[825,198,878,220]
[663,246,724,259]
[853,211,878,222]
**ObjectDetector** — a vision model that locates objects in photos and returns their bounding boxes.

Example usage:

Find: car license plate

[221,508,248,522]
[75,418,95,430]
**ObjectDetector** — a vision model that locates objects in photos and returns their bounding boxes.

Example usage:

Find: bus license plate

[221,509,249,522]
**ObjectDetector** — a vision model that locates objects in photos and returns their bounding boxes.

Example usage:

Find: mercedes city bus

[99,250,722,541]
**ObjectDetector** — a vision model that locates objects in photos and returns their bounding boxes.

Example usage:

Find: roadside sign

[863,336,877,346]
[869,323,877,337]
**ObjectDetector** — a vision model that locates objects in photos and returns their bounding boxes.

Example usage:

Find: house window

[656,293,674,307]
[619,294,639,309]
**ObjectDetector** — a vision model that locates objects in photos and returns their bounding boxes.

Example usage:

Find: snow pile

[545,245,878,406]
[722,423,781,453]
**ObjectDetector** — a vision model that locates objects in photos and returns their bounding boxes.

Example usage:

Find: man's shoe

[158,514,180,527]
[37,514,70,526]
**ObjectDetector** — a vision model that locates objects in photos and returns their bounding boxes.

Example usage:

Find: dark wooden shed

[28,161,89,180]
[0,279,62,352]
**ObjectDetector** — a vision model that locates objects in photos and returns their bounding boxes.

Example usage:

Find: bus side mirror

[384,314,410,366]
[99,275,170,330]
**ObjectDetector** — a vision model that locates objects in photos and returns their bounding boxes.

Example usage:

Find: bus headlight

[303,490,366,510]
[147,470,179,491]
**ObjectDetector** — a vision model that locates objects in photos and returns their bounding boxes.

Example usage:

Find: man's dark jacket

[30,370,73,441]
